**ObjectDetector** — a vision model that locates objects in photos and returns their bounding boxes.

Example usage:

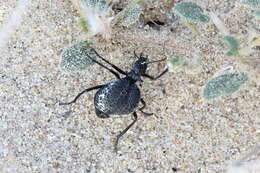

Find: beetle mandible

[60,48,168,152]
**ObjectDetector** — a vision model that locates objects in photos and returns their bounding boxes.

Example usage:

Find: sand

[0,0,259,172]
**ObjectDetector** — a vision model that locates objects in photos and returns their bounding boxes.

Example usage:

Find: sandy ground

[0,0,259,172]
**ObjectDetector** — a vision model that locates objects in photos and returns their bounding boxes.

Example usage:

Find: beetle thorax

[126,57,148,82]
[127,69,142,82]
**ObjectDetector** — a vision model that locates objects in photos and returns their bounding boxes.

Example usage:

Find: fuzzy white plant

[0,0,30,49]
[209,12,230,36]
[79,0,113,39]
[227,146,260,173]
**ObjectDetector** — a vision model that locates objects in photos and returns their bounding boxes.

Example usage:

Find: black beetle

[60,48,168,152]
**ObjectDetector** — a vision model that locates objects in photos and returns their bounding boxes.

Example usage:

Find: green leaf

[254,10,260,19]
[241,0,260,8]
[203,73,248,100]
[223,36,239,56]
[80,0,108,12]
[112,1,143,27]
[173,2,209,23]
[168,57,187,70]
[78,18,88,32]
[60,41,97,72]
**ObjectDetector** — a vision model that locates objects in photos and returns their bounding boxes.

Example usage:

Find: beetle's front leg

[142,68,168,80]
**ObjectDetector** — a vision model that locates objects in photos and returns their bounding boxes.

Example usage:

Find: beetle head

[132,56,148,75]
[132,53,167,75]
[128,52,166,81]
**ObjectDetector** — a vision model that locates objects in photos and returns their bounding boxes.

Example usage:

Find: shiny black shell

[94,77,140,118]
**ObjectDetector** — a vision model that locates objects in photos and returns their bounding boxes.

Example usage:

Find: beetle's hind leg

[59,85,104,105]
[114,112,138,152]
[139,98,153,116]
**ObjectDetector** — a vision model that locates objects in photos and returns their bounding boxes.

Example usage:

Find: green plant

[241,0,260,8]
[80,0,108,11]
[223,35,239,57]
[172,2,209,34]
[203,72,248,100]
[78,18,88,32]
[254,10,260,19]
[167,57,187,71]
[112,0,143,27]
[60,41,96,72]
[173,2,209,23]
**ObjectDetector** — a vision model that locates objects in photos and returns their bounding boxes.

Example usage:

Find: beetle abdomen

[94,77,140,118]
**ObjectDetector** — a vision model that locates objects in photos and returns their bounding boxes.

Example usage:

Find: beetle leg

[86,54,121,79]
[114,112,138,152]
[133,51,139,59]
[139,98,153,116]
[59,85,104,105]
[142,68,168,80]
[91,48,127,76]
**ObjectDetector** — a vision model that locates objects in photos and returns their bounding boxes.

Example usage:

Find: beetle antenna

[146,58,167,64]
[133,51,138,59]
[133,51,146,59]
